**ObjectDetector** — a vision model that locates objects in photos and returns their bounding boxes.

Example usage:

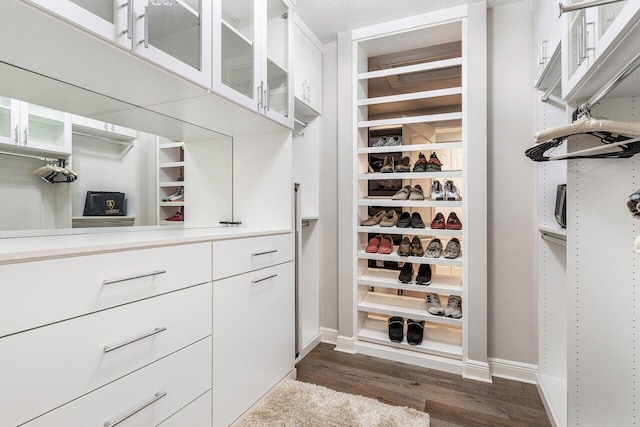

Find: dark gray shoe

[397,212,411,228]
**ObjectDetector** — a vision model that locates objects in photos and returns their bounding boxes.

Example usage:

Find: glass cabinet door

[220,0,256,102]
[264,0,292,124]
[567,1,589,81]
[0,97,18,147]
[21,103,71,155]
[135,0,212,87]
[598,1,629,40]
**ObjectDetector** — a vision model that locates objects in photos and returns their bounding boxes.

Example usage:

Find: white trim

[320,327,338,345]
[229,368,297,427]
[463,359,492,383]
[488,357,538,384]
[536,373,567,427]
[296,332,322,361]
[335,335,357,354]
[294,14,323,51]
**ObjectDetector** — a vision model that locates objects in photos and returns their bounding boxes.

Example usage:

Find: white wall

[486,0,538,364]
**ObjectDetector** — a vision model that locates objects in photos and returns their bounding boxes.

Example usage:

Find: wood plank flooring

[296,343,551,427]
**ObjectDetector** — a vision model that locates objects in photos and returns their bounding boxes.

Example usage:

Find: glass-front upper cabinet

[134,0,212,87]
[0,97,19,148]
[263,0,292,126]
[26,0,131,48]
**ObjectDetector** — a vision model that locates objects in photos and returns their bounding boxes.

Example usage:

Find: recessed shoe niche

[351,6,488,378]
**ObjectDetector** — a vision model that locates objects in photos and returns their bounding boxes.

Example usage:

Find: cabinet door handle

[103,327,167,353]
[140,7,149,48]
[23,127,28,145]
[103,269,167,285]
[14,125,18,144]
[127,0,133,40]
[307,83,311,103]
[265,84,270,111]
[257,81,264,110]
[251,249,278,256]
[585,21,595,53]
[103,391,167,427]
[252,274,277,284]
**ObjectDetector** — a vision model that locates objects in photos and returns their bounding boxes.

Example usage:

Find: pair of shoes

[430,180,461,200]
[391,185,424,200]
[162,187,184,202]
[398,263,432,284]
[397,212,425,228]
[397,236,424,257]
[365,235,393,254]
[388,316,425,345]
[361,210,385,226]
[165,211,184,221]
[426,293,462,318]
[425,238,461,259]
[372,136,402,147]
[430,212,462,230]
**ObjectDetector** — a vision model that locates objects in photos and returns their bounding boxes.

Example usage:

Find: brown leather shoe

[380,210,398,227]
[397,236,411,256]
[361,210,385,226]
[394,156,411,173]
[410,236,424,256]
[380,156,394,173]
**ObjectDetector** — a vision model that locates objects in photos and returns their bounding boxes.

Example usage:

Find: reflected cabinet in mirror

[0,63,233,237]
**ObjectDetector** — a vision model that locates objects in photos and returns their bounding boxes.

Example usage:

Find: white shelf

[358,141,462,154]
[538,225,566,238]
[159,220,184,225]
[358,170,462,180]
[358,87,462,107]
[221,18,253,46]
[358,199,462,208]
[159,202,185,207]
[159,141,184,149]
[357,225,462,238]
[359,112,462,128]
[358,250,462,267]
[159,161,185,168]
[159,181,185,187]
[357,57,462,80]
[358,317,462,359]
[358,292,463,327]
[358,270,463,296]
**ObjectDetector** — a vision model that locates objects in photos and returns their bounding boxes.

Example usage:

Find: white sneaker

[430,180,444,200]
[426,293,444,316]
[445,295,462,318]
[444,180,461,201]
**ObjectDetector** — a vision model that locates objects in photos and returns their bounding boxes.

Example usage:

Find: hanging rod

[0,149,64,163]
[541,232,566,246]
[559,0,626,16]
[72,131,134,147]
[294,118,307,128]
[541,74,562,102]
[576,51,640,118]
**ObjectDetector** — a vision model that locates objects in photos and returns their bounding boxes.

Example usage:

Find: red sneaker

[165,211,184,221]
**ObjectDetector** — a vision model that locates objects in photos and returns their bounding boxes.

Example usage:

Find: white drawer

[212,233,294,280]
[24,337,212,427]
[0,283,211,426]
[158,390,212,426]
[0,242,211,337]
[213,262,295,426]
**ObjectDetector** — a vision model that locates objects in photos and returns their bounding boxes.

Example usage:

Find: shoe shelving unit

[348,4,487,379]
[157,138,185,225]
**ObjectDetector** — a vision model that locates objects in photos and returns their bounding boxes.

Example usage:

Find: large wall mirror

[0,61,233,237]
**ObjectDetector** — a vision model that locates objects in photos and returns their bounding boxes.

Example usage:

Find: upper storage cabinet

[562,0,640,101]
[26,0,212,87]
[213,0,294,128]
[294,19,322,115]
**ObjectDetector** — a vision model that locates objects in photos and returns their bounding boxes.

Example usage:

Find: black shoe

[398,263,413,283]
[415,264,432,285]
[397,212,411,228]
[406,319,425,345]
[388,316,404,342]
[411,212,425,228]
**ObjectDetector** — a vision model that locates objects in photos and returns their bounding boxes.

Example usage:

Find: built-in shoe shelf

[357,225,462,237]
[358,170,462,180]
[358,270,463,296]
[357,250,462,267]
[357,292,463,327]
[157,139,185,225]
[358,141,462,154]
[358,199,462,208]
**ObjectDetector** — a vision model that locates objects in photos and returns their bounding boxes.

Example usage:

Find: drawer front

[0,242,211,337]
[0,283,211,426]
[158,390,212,426]
[213,262,295,426]
[212,233,294,280]
[24,337,212,427]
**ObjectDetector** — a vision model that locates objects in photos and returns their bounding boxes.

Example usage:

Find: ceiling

[295,0,525,43]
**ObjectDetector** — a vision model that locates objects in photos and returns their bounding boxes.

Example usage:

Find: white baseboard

[463,359,492,383]
[489,357,538,384]
[334,335,356,354]
[296,332,322,361]
[320,327,338,345]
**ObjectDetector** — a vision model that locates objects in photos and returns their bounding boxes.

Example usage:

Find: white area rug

[238,379,430,427]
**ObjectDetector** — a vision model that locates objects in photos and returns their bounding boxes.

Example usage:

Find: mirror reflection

[0,62,233,236]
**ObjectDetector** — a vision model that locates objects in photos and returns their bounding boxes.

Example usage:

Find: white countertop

[0,226,292,264]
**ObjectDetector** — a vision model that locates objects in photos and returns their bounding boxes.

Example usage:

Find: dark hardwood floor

[296,343,551,427]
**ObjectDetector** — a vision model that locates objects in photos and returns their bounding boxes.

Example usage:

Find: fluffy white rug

[237,379,430,427]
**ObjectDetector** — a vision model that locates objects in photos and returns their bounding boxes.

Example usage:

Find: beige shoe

[380,210,398,227]
[391,185,411,200]
[360,210,386,226]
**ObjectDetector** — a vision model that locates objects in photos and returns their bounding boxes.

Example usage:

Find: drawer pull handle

[104,391,167,427]
[103,270,167,285]
[252,274,277,284]
[103,327,167,353]
[251,250,278,257]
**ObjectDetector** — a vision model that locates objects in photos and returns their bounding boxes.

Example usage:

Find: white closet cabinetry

[0,97,71,156]
[213,0,294,128]
[294,19,322,114]
[533,0,562,86]
[26,0,212,87]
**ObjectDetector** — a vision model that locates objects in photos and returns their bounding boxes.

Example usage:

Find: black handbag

[83,191,126,216]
